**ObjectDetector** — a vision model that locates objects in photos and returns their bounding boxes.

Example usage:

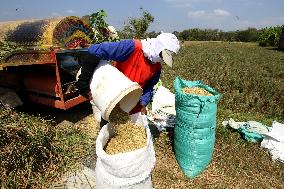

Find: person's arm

[76,52,100,98]
[76,40,135,97]
[88,39,135,62]
[140,69,161,107]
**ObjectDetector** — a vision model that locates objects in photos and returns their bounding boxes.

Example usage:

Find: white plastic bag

[151,86,175,113]
[148,86,176,131]
[130,112,148,127]
[261,121,284,163]
[95,122,156,189]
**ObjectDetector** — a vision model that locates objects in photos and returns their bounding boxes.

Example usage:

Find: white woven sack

[96,174,152,189]
[95,123,156,189]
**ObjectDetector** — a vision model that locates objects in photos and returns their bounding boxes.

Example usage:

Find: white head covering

[141,32,180,67]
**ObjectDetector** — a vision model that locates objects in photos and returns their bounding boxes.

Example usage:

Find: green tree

[258,26,282,47]
[236,28,259,42]
[82,10,119,43]
[122,8,154,39]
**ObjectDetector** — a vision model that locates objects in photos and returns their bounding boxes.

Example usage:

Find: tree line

[116,9,283,48]
[85,9,284,48]
[119,26,283,48]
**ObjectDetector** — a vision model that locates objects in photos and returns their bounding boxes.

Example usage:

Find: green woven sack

[174,77,221,179]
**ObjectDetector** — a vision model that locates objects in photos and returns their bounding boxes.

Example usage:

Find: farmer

[76,32,180,126]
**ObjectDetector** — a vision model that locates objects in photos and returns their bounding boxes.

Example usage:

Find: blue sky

[1,0,283,32]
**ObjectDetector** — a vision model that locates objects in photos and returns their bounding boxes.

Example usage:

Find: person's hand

[141,105,147,115]
[81,91,93,101]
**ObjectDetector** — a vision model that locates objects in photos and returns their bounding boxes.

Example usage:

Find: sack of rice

[95,116,156,189]
[174,77,221,179]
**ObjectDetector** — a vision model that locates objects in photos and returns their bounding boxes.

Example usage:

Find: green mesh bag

[174,77,221,179]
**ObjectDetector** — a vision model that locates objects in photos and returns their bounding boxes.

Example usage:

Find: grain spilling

[105,104,147,155]
[109,105,130,124]
[182,87,213,96]
[104,122,147,155]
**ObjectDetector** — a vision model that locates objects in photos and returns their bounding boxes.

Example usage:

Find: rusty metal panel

[24,71,60,97]
[27,94,66,109]
[0,71,24,90]
[27,93,88,110]
[64,95,88,109]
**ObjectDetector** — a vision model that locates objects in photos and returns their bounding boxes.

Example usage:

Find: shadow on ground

[15,101,93,124]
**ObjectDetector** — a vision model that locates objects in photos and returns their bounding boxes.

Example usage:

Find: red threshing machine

[0,16,96,109]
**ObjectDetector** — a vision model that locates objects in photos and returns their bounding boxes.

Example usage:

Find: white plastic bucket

[90,60,143,121]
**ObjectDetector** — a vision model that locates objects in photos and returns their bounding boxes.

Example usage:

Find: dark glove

[76,51,100,96]
[80,91,92,100]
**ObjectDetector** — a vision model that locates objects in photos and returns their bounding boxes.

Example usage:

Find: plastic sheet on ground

[261,121,284,163]
[151,86,175,113]
[147,109,176,132]
[222,118,271,142]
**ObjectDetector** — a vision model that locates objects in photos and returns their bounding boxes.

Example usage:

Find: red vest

[113,40,161,88]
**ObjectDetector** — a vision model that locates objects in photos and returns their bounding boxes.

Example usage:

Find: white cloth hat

[156,32,180,53]
[141,32,180,67]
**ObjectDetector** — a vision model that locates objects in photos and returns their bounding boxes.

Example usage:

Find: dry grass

[1,41,284,188]
[162,41,284,120]
[154,41,284,188]
[152,113,284,189]
[0,105,98,189]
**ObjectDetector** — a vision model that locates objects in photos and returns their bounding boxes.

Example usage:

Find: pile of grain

[182,87,213,96]
[104,122,147,155]
[105,105,147,155]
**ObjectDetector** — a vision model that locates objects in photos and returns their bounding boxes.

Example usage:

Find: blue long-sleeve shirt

[87,39,161,106]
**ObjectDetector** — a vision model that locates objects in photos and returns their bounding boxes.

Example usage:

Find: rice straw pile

[0,16,93,48]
